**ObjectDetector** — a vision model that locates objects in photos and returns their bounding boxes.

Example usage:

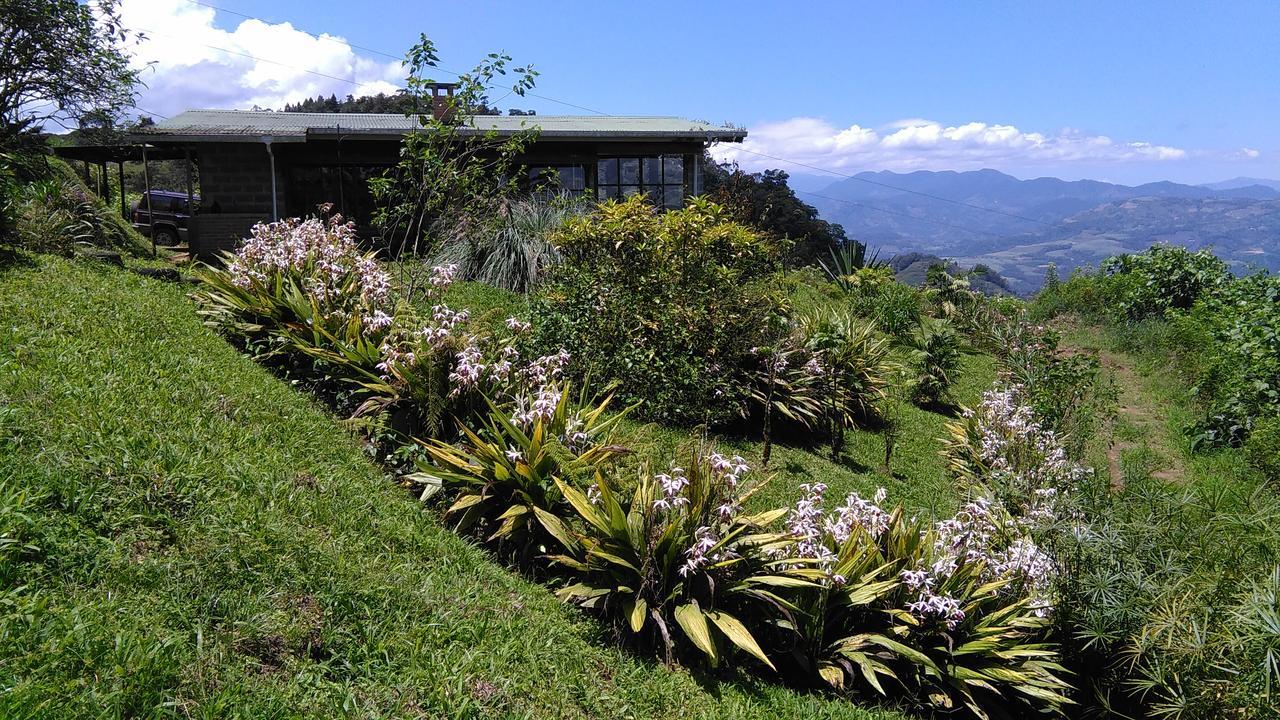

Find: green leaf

[625,597,647,633]
[674,603,717,664]
[706,610,775,671]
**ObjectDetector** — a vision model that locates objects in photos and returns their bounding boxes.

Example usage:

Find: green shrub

[1101,244,1230,321]
[847,280,923,339]
[1246,416,1280,483]
[533,195,785,426]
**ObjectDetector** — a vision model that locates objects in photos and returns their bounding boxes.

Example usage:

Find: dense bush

[533,195,785,426]
[1100,244,1230,320]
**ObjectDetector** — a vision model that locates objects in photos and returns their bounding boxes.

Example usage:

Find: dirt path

[1097,348,1186,487]
[1057,324,1186,489]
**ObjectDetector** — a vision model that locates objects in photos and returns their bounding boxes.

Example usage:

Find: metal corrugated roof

[138,110,746,142]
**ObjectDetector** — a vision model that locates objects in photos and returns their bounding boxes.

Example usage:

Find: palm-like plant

[907,318,963,406]
[797,310,898,456]
[818,240,884,293]
[550,450,794,670]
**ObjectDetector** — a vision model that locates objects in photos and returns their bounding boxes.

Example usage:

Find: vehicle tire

[153,226,178,246]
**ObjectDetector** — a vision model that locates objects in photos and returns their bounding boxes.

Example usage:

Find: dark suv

[132,190,198,246]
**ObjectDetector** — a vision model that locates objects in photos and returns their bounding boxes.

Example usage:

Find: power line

[174,0,609,115]
[156,0,1046,235]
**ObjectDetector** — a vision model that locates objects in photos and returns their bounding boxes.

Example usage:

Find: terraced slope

[0,255,900,719]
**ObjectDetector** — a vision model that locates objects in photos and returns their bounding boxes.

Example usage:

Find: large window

[527,165,587,195]
[596,155,685,209]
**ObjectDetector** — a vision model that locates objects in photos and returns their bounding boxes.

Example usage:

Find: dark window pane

[664,186,684,209]
[642,158,662,185]
[598,185,618,200]
[566,165,585,190]
[664,156,684,185]
[645,186,662,206]
[597,158,618,185]
[621,184,640,197]
[620,158,640,184]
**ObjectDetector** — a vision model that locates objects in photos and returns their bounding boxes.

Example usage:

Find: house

[130,105,746,256]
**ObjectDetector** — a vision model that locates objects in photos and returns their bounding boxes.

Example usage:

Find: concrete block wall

[189,213,270,259]
[197,142,286,216]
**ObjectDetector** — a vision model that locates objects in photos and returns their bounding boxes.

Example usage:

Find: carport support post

[185,148,194,224]
[141,145,155,257]
[117,162,126,220]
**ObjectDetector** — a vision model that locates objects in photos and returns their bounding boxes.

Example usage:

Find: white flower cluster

[229,216,390,319]
[782,482,892,585]
[781,483,1059,626]
[968,384,1088,520]
[707,452,750,520]
[653,466,690,512]
[680,526,719,577]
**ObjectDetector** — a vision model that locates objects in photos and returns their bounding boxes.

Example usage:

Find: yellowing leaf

[674,603,717,664]
[706,610,775,671]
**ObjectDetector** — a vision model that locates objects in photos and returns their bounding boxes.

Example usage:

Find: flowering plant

[550,449,793,670]
[776,483,1072,717]
[197,213,390,343]
[942,384,1087,522]
[416,374,629,564]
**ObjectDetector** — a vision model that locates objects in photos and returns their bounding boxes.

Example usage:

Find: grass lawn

[611,351,996,519]
[0,254,906,719]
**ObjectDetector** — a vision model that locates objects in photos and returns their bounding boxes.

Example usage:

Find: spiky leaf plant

[549,449,794,670]
[818,240,884,293]
[418,386,628,562]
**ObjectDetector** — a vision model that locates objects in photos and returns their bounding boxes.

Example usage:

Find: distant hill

[888,252,1015,296]
[1201,177,1280,192]
[804,169,1280,292]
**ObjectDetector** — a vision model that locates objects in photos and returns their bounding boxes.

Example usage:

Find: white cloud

[118,0,404,118]
[1239,147,1261,159]
[712,117,1191,174]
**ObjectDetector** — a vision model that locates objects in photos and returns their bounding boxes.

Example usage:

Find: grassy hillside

[0,254,906,719]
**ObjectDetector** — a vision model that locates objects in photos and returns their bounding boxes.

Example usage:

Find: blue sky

[121,0,1279,185]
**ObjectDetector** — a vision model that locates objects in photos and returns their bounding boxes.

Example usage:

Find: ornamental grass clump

[775,483,1071,718]
[550,449,794,670]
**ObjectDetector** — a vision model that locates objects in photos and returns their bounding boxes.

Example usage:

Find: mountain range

[803,169,1280,292]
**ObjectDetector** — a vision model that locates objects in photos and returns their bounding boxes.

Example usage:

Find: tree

[0,0,139,145]
[368,36,539,257]
[702,155,848,266]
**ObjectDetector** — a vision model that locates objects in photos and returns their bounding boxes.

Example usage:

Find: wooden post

[99,161,110,203]
[185,147,194,212]
[141,145,155,257]
[117,161,127,220]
